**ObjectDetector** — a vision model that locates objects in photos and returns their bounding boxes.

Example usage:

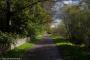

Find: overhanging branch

[12,0,48,14]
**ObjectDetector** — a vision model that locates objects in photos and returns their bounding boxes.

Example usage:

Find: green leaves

[63,4,90,45]
[0,31,16,44]
[0,0,52,38]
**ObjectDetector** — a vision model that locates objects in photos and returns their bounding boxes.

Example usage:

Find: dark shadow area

[57,45,90,60]
[35,38,54,45]
[23,45,62,60]
[0,48,26,58]
[52,38,69,43]
[29,37,55,45]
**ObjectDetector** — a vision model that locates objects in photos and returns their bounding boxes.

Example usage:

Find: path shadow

[23,38,63,60]
[36,38,54,45]
[23,45,62,60]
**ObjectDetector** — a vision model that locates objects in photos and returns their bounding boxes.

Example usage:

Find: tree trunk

[6,0,11,32]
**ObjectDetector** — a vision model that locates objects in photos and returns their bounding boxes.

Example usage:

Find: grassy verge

[53,38,90,60]
[58,45,90,60]
[0,42,34,58]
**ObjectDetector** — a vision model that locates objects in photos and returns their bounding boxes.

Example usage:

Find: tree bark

[6,0,11,32]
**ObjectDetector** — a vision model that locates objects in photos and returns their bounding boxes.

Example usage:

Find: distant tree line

[62,0,90,49]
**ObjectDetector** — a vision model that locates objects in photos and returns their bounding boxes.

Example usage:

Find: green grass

[53,38,90,60]
[17,43,34,50]
[30,38,41,44]
[57,45,90,60]
[0,42,34,58]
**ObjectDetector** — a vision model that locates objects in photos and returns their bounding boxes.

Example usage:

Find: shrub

[0,31,16,44]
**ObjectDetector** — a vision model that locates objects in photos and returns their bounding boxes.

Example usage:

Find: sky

[51,0,80,28]
[63,0,80,4]
[52,0,80,20]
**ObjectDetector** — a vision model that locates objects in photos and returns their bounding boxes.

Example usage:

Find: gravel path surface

[23,37,62,60]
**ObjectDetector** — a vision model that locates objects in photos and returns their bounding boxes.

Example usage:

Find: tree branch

[12,0,48,14]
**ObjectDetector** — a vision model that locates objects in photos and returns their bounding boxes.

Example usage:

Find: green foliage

[0,42,34,58]
[0,31,16,44]
[63,4,90,48]
[51,21,68,38]
[58,45,89,60]
[0,0,52,49]
[54,38,90,60]
[0,0,51,37]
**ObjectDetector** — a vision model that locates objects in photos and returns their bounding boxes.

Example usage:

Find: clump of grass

[0,43,34,58]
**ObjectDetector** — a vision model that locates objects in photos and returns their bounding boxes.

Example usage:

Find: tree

[0,0,52,51]
[80,0,90,10]
[63,5,90,46]
[0,0,52,37]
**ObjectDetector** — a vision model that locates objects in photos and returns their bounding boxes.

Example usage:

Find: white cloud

[63,0,79,4]
[63,1,72,4]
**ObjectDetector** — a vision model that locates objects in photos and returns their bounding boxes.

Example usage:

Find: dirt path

[23,37,62,60]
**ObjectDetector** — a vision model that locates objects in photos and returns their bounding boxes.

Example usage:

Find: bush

[0,31,16,44]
